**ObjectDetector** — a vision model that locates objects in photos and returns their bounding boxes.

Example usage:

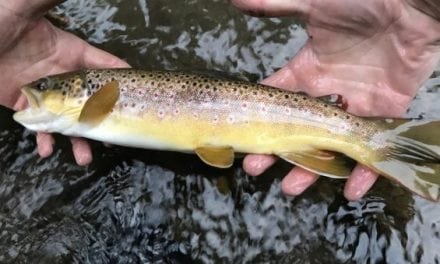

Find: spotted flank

[13,69,440,201]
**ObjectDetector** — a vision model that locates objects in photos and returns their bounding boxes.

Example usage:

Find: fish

[13,69,440,201]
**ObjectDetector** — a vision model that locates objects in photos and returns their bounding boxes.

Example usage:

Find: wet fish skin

[13,69,440,201]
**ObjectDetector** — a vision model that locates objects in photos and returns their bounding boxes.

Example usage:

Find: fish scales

[84,69,378,157]
[13,69,440,201]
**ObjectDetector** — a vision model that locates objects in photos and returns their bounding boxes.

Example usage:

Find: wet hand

[0,0,129,165]
[232,0,440,200]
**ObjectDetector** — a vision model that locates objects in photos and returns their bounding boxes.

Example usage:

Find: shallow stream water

[1,0,440,263]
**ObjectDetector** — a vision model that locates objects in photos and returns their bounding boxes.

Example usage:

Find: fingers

[344,164,379,201]
[70,137,92,166]
[36,132,54,158]
[12,94,28,111]
[36,134,92,166]
[230,0,310,18]
[243,154,277,176]
[281,167,319,195]
[82,44,130,69]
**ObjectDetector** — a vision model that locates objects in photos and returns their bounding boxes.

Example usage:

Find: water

[1,0,440,263]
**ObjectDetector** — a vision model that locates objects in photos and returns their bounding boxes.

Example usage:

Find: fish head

[13,71,89,133]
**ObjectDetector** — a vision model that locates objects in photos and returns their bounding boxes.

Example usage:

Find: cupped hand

[232,0,440,200]
[0,1,129,165]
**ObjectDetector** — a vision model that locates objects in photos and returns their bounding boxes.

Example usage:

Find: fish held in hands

[13,69,440,201]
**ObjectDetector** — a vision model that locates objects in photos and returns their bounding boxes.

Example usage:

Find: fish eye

[35,78,52,90]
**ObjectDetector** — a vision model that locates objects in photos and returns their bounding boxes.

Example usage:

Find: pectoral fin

[278,150,356,178]
[79,80,120,126]
[195,146,234,168]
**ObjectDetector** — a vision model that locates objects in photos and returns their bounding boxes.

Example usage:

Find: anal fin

[278,149,356,178]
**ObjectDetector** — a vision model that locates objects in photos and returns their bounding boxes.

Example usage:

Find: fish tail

[370,119,440,201]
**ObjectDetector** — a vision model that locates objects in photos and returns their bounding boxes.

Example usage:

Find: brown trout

[13,69,440,201]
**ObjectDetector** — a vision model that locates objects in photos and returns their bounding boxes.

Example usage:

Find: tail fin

[370,119,440,201]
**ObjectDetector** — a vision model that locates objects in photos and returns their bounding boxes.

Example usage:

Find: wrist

[0,0,63,19]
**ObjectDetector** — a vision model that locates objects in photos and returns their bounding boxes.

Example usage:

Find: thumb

[230,0,310,18]
[81,44,130,69]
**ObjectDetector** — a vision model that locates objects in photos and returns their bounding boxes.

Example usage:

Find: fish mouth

[21,86,41,109]
[12,86,54,127]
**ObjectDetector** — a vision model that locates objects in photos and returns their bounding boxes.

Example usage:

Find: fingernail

[75,152,91,166]
[283,182,307,196]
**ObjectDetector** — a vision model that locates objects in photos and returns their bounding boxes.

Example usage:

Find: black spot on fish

[284,94,289,99]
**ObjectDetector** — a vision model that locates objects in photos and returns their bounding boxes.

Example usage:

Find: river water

[1,0,440,263]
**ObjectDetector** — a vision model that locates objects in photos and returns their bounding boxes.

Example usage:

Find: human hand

[231,0,440,200]
[0,0,129,165]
